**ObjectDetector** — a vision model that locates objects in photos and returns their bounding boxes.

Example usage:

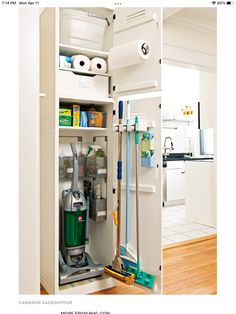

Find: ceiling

[163,8,217,34]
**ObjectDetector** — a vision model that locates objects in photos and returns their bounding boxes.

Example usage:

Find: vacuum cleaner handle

[70,143,79,191]
[70,143,78,157]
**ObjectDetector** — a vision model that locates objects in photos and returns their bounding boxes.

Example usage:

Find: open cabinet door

[113,95,162,293]
[110,8,162,96]
[110,8,162,293]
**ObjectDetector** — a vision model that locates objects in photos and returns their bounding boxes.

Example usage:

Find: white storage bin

[58,70,109,99]
[60,9,107,50]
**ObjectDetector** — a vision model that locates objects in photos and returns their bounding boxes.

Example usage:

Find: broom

[127,116,156,289]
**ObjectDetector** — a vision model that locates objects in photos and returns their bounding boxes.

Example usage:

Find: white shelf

[59,44,109,59]
[163,118,196,123]
[59,67,111,77]
[59,96,113,106]
[59,126,108,136]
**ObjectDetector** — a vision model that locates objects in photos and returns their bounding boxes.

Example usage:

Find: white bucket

[60,9,107,50]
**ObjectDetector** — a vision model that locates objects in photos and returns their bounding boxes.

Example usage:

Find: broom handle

[126,100,131,245]
[135,116,141,273]
[117,100,123,257]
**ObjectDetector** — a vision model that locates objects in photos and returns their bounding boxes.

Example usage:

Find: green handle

[135,116,139,144]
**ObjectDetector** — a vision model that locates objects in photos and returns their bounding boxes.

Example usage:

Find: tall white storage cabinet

[40,7,162,295]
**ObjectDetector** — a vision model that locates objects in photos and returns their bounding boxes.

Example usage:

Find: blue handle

[117,160,122,180]
[118,100,123,120]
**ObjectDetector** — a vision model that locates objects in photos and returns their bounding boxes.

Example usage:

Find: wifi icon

[212,1,216,3]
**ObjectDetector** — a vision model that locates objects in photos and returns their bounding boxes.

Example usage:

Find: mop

[120,100,137,270]
[105,100,134,285]
[127,116,156,289]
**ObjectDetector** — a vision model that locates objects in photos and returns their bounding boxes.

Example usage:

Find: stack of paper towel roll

[71,55,107,74]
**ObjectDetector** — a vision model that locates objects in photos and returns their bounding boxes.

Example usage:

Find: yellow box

[73,105,80,127]
[59,108,71,116]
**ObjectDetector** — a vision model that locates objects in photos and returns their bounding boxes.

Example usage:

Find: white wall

[199,71,217,130]
[162,64,199,153]
[19,8,40,294]
[163,8,217,71]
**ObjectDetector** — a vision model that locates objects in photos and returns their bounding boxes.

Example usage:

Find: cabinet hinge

[113,110,116,116]
[159,103,161,109]
[113,14,116,20]
[156,164,159,168]
[159,265,162,271]
[113,188,116,194]
[113,85,116,91]
[159,58,161,64]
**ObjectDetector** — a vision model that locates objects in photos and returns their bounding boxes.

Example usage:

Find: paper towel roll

[91,57,107,74]
[108,40,150,71]
[72,55,91,72]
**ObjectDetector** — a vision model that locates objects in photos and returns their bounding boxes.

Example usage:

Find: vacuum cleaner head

[59,252,104,285]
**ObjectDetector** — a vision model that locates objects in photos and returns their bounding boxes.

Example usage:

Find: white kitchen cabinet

[40,7,162,295]
[166,168,185,201]
[185,160,216,227]
[164,161,185,205]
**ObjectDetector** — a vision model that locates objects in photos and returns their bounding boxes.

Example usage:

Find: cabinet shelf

[163,118,196,123]
[59,67,111,77]
[59,96,113,106]
[59,44,109,59]
[59,126,108,136]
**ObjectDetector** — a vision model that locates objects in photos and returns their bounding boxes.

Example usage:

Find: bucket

[60,9,107,50]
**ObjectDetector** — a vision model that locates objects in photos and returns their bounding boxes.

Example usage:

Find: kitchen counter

[163,153,213,167]
[185,161,216,227]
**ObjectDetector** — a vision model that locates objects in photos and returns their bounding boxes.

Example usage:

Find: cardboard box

[59,108,72,116]
[72,104,80,127]
[88,111,106,127]
[80,111,88,127]
[59,115,72,126]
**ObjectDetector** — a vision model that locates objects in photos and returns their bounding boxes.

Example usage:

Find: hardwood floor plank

[163,236,217,295]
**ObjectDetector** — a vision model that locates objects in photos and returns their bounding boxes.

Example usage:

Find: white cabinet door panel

[113,96,162,279]
[166,169,185,201]
[111,8,161,96]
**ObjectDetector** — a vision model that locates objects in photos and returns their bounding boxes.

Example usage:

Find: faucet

[163,136,174,156]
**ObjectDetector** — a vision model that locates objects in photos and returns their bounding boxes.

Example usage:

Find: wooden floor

[41,236,217,295]
[41,280,150,295]
[163,235,217,294]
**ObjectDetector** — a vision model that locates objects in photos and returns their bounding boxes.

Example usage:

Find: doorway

[162,64,216,246]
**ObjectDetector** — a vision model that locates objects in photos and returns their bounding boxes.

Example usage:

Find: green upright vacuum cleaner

[59,143,104,285]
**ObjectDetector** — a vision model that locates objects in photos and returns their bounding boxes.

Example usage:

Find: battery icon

[227,1,234,4]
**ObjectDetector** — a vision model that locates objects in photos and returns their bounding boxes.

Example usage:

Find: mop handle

[119,100,123,120]
[116,100,123,256]
[117,100,123,180]
[135,116,139,145]
[126,100,131,245]
[135,116,141,273]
